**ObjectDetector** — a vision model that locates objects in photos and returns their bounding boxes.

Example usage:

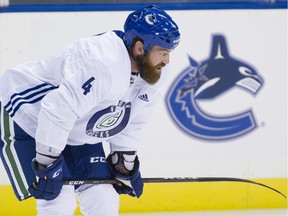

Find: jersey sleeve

[36,56,112,151]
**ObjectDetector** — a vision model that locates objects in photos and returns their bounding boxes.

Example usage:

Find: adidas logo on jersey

[138,94,149,102]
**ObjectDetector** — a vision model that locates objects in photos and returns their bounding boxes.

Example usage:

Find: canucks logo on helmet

[166,34,264,141]
[144,14,157,25]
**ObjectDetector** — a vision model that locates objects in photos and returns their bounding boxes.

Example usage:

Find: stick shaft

[63,176,286,198]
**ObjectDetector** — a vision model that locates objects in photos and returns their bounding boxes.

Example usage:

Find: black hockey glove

[28,155,63,200]
[106,151,143,198]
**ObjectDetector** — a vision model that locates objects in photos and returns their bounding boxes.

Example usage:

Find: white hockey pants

[36,184,119,216]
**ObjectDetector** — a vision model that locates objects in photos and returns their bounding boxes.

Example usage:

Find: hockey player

[0,5,180,216]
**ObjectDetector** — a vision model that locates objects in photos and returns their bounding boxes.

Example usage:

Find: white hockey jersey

[0,31,170,152]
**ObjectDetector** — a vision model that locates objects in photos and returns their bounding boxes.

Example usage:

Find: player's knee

[36,185,77,216]
[77,184,119,216]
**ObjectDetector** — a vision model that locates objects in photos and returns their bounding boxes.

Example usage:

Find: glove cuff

[107,151,140,176]
[32,155,63,179]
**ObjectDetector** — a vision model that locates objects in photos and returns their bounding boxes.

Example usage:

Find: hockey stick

[63,176,286,198]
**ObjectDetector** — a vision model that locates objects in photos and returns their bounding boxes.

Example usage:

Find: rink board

[0,178,286,215]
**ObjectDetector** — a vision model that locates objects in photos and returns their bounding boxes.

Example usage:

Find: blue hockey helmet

[123,5,180,53]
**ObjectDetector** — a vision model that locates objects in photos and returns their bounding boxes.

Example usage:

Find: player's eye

[159,51,168,57]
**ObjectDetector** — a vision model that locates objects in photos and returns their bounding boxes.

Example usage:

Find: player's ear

[134,41,144,55]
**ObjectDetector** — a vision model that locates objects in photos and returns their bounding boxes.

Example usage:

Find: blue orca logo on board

[166,35,264,141]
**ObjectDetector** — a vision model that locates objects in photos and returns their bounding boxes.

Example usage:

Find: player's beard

[136,54,166,85]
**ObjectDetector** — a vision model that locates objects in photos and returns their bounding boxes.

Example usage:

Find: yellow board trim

[120,178,287,213]
[0,178,287,215]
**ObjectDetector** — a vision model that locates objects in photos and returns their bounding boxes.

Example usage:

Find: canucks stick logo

[166,35,264,141]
